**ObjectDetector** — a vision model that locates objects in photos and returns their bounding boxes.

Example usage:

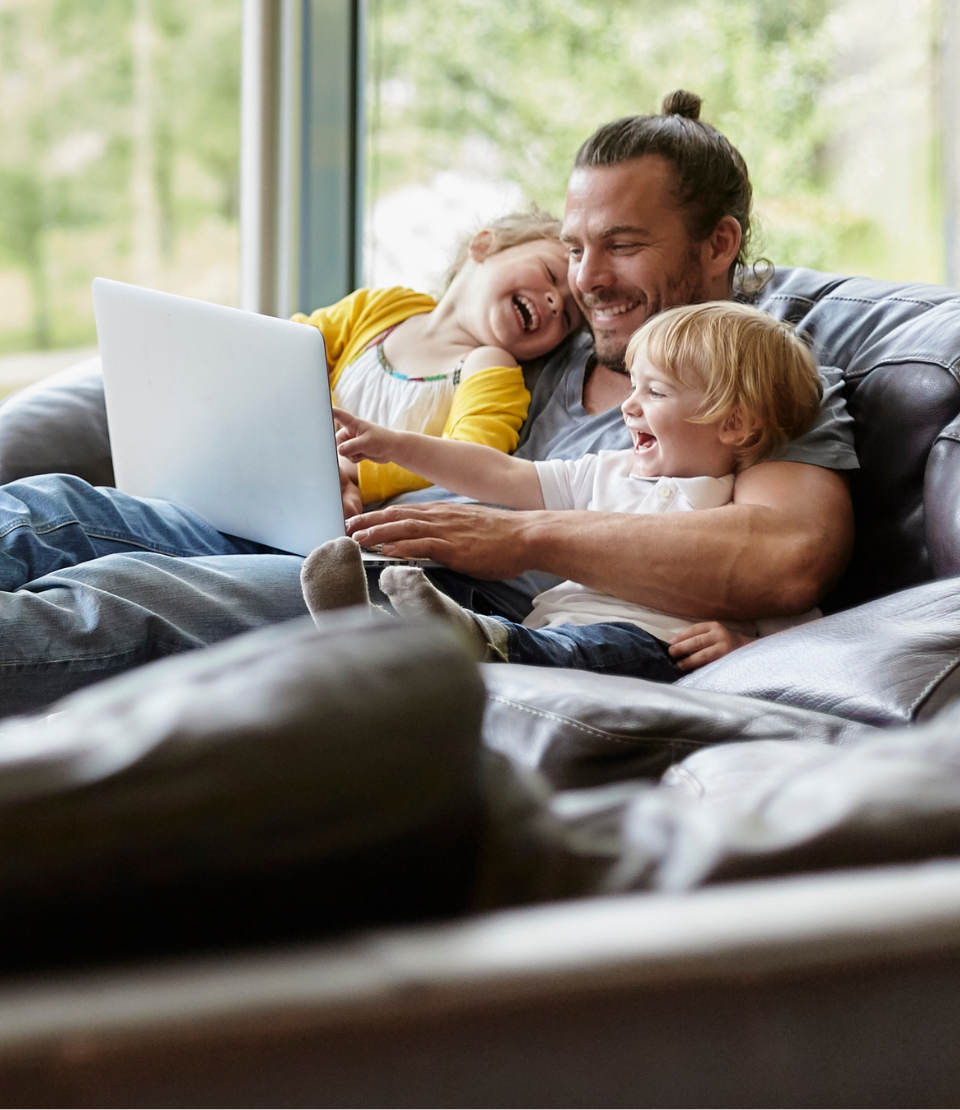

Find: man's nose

[574,247,615,293]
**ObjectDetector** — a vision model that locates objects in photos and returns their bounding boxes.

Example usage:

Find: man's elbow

[765,528,853,615]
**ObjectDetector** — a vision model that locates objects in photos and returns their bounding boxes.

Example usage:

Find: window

[0,0,242,391]
[362,0,947,295]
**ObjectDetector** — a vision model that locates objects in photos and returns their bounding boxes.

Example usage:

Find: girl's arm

[333,407,544,510]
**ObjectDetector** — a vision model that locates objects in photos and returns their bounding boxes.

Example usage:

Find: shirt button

[658,486,673,500]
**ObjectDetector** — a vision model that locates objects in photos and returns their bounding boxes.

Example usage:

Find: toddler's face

[469,240,583,360]
[621,348,737,479]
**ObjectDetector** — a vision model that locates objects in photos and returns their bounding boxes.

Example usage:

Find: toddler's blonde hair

[625,302,822,469]
[441,205,563,292]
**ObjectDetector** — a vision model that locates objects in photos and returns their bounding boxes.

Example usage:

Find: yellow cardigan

[292,287,530,503]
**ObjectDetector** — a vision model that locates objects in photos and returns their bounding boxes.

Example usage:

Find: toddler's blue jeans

[489,617,683,682]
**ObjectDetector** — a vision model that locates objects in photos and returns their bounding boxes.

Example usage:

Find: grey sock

[300,536,370,625]
[379,565,493,661]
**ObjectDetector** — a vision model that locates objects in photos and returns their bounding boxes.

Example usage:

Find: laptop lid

[92,277,346,557]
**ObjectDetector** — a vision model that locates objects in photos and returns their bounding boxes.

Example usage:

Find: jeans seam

[0,640,190,669]
[0,518,81,540]
[80,529,193,557]
[0,515,200,559]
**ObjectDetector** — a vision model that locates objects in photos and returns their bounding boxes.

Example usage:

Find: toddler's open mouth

[634,431,657,452]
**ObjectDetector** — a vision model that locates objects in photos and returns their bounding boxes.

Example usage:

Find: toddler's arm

[668,621,756,672]
[333,406,545,510]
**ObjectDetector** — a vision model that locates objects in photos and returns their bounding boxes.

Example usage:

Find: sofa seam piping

[486,694,703,748]
[907,654,960,719]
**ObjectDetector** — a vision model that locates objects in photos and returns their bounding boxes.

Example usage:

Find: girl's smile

[464,239,583,360]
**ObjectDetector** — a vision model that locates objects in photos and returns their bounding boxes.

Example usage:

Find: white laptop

[92,277,434,564]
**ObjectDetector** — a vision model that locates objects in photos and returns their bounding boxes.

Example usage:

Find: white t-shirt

[529,450,819,642]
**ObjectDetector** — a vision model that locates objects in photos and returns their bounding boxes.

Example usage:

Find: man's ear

[468,229,497,263]
[702,215,742,281]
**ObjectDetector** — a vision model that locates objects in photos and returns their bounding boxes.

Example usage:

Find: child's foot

[301,536,370,625]
[379,566,490,660]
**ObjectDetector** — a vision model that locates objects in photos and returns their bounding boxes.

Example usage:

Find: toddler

[292,208,581,516]
[303,302,823,679]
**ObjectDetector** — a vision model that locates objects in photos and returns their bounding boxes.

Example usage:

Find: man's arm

[348,460,854,620]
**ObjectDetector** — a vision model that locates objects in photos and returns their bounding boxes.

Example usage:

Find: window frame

[240,0,364,318]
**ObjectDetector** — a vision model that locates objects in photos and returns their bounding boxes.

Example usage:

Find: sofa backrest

[755,268,960,613]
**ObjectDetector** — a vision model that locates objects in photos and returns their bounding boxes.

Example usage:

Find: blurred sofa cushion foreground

[3,266,960,1106]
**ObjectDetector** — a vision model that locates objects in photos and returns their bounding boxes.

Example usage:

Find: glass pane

[363,0,944,295]
[0,0,242,396]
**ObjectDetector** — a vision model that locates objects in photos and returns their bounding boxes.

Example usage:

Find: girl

[292,208,582,515]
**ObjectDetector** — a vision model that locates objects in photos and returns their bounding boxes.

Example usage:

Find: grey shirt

[513,332,858,469]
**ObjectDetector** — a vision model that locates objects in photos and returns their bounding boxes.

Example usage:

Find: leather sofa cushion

[0,357,114,487]
[679,575,960,727]
[0,611,484,969]
[482,662,873,790]
[506,696,960,900]
[636,699,960,889]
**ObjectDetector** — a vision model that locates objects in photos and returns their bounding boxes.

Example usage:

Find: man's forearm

[512,506,819,618]
[350,461,854,619]
[510,463,854,618]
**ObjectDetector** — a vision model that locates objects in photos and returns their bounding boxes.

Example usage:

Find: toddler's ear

[468,229,497,263]
[718,407,759,448]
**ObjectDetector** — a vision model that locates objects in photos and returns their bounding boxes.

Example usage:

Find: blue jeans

[0,474,539,717]
[0,473,283,591]
[492,618,683,682]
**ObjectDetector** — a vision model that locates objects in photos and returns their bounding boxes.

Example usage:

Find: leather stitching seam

[486,694,702,748]
[844,357,960,381]
[767,292,950,310]
[908,654,960,718]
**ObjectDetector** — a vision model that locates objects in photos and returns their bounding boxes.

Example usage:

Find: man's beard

[591,249,710,375]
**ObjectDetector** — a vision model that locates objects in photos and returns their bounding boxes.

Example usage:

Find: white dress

[333,330,465,437]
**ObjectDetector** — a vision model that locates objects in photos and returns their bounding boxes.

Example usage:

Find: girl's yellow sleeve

[356,366,531,504]
[291,287,435,385]
[290,290,367,372]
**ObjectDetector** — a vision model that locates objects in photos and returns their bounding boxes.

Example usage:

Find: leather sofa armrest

[0,611,485,969]
[679,575,960,726]
[0,357,114,486]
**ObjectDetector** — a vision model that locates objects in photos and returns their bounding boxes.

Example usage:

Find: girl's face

[464,240,583,360]
[621,347,738,479]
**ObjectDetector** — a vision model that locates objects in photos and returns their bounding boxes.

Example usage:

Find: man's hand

[669,621,755,672]
[333,406,400,465]
[347,501,538,578]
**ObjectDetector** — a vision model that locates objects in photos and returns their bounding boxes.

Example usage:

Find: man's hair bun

[662,90,702,121]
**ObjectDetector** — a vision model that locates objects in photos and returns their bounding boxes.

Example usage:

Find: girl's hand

[668,621,756,672]
[332,406,399,464]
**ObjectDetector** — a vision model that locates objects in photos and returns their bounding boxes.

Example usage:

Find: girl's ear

[468,229,497,263]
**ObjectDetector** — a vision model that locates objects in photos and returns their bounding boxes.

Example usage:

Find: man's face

[562,156,710,371]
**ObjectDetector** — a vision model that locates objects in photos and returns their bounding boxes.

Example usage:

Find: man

[0,91,855,717]
[349,90,855,625]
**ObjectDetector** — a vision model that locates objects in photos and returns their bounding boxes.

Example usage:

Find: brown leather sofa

[1,267,960,1107]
